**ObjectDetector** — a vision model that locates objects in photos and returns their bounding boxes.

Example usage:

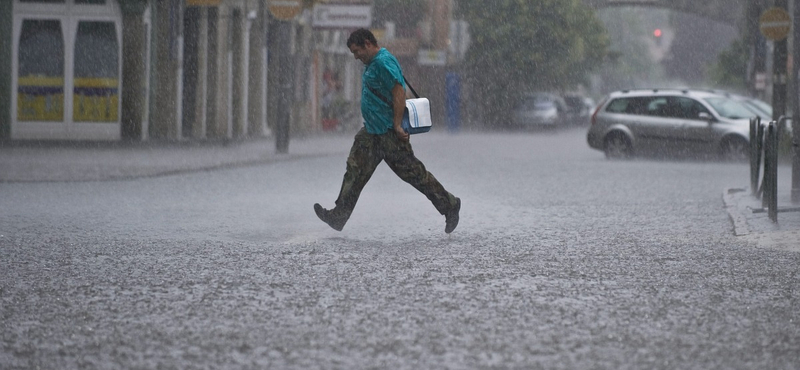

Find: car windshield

[745,99,772,117]
[703,97,758,120]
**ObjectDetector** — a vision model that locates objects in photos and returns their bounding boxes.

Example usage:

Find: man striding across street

[314,28,461,233]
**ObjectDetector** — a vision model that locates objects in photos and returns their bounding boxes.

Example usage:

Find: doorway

[12,0,122,140]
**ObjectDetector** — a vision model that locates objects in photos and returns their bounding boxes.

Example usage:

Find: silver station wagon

[587,89,758,160]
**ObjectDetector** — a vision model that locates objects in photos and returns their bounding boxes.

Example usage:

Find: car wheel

[719,136,749,161]
[604,133,632,159]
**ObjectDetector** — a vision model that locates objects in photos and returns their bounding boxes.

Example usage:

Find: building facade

[0,0,460,142]
[0,0,273,141]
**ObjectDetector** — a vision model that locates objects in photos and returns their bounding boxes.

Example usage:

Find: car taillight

[591,98,606,125]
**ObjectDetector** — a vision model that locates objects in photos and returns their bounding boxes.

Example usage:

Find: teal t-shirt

[361,48,406,134]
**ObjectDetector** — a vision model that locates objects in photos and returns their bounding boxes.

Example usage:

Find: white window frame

[11,0,122,140]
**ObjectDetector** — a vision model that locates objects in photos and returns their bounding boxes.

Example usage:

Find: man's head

[347,28,380,65]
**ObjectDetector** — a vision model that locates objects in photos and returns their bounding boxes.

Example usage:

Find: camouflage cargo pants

[331,128,458,225]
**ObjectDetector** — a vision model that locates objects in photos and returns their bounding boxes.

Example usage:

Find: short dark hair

[347,28,377,48]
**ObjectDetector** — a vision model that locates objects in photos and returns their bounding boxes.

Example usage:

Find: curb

[722,187,750,236]
[0,152,329,184]
[0,134,356,183]
[723,187,800,253]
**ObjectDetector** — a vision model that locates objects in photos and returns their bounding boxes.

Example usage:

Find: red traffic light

[654,29,662,37]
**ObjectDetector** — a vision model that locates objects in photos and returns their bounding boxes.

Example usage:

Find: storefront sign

[418,49,447,66]
[312,4,371,28]
[269,0,303,20]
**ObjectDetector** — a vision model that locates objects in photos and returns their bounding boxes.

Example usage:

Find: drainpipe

[198,5,208,138]
[243,9,256,136]
[261,1,270,136]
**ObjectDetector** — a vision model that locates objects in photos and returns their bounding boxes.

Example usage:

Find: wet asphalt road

[1,127,799,369]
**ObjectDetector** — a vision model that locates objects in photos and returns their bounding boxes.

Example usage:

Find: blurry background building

[2,0,780,142]
[0,0,465,142]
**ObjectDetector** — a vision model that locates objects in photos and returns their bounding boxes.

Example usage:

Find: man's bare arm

[391,83,409,141]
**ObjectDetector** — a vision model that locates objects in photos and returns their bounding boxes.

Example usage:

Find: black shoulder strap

[367,84,392,106]
[404,77,420,99]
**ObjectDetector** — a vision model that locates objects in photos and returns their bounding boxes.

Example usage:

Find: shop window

[17,19,64,121]
[73,21,119,122]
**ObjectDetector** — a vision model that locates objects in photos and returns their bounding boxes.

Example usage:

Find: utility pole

[275,20,292,153]
[773,0,789,121]
[793,0,800,202]
[750,1,768,99]
[267,0,301,154]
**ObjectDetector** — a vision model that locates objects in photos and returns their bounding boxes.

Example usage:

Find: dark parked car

[562,94,596,125]
[512,93,568,127]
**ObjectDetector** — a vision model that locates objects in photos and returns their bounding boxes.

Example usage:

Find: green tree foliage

[708,38,748,91]
[457,0,609,123]
[374,0,427,29]
[663,12,737,84]
[595,8,668,92]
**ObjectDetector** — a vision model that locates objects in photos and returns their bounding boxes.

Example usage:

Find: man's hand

[395,125,409,142]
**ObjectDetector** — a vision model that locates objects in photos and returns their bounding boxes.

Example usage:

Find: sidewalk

[723,164,800,252]
[0,133,354,183]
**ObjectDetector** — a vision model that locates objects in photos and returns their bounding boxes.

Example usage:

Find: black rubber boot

[314,203,345,231]
[444,198,461,234]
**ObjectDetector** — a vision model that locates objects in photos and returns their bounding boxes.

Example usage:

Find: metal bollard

[756,121,766,198]
[762,122,779,222]
[761,122,773,209]
[769,122,779,222]
[750,117,760,195]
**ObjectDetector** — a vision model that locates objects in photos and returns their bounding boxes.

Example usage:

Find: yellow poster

[17,76,64,121]
[73,77,119,122]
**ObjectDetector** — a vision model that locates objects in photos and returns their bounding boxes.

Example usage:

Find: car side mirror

[698,112,713,122]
